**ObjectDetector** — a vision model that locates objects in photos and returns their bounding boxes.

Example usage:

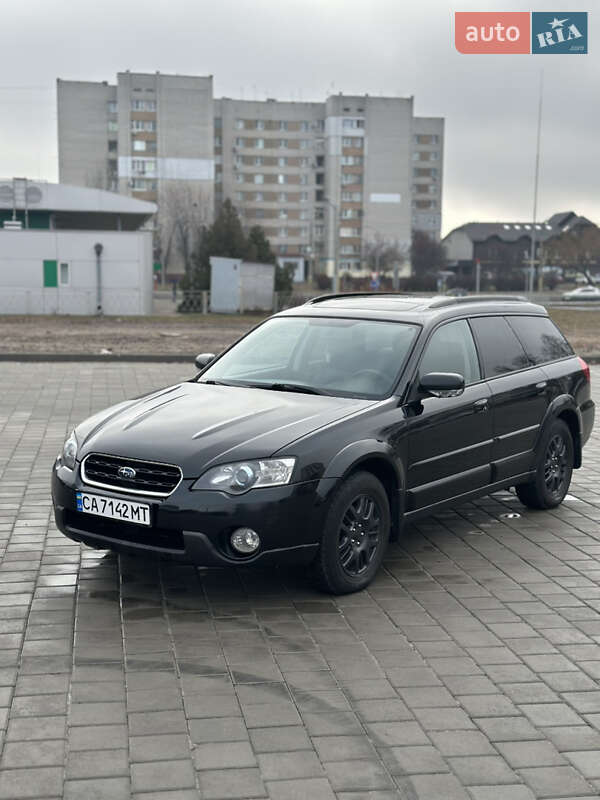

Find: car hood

[76,381,373,477]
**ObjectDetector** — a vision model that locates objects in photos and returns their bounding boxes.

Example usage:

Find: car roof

[276,293,547,326]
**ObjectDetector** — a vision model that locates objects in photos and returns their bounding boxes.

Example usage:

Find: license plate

[76,492,151,526]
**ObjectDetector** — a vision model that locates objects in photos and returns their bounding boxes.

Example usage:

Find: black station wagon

[52,294,595,594]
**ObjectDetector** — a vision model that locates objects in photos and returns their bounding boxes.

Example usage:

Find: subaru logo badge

[118,466,136,480]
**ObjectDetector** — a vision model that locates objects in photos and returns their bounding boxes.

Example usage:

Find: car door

[405,318,493,512]
[470,315,551,482]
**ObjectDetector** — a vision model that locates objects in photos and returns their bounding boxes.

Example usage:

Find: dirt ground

[0,307,599,357]
[0,313,265,356]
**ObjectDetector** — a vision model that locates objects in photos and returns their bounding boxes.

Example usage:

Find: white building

[0,178,156,315]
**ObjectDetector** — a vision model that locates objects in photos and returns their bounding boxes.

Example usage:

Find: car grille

[81,453,182,497]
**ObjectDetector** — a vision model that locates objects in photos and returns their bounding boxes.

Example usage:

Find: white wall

[443,230,474,262]
[0,229,153,315]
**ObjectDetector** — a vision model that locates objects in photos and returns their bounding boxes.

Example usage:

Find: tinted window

[470,316,529,377]
[419,319,480,384]
[507,316,573,364]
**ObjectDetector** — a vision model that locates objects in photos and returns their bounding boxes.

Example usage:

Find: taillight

[578,356,590,384]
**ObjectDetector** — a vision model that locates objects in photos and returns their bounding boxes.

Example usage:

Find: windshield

[199,316,419,399]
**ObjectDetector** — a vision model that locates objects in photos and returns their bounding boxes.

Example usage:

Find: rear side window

[470,316,529,378]
[507,316,573,365]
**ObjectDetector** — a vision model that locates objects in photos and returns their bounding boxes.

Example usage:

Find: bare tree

[157,183,211,278]
[545,225,600,285]
[363,233,408,274]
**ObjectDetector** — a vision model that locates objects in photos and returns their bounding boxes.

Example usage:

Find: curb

[2,353,600,364]
[0,354,197,363]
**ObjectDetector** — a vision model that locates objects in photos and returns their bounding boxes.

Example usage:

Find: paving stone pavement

[1,362,600,799]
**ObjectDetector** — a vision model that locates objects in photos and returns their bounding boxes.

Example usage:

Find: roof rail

[306,292,413,305]
[428,294,529,309]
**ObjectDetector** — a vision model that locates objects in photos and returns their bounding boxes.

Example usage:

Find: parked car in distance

[562,285,600,301]
[52,294,594,594]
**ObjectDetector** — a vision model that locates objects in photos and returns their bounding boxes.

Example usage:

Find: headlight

[191,458,296,494]
[60,430,78,470]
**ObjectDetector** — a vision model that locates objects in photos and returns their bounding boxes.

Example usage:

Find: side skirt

[403,471,534,523]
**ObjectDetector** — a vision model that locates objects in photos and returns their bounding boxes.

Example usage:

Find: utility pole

[529,70,544,295]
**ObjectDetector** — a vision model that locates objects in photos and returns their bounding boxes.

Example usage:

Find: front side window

[507,316,573,365]
[419,319,480,385]
[200,317,419,400]
[470,316,529,377]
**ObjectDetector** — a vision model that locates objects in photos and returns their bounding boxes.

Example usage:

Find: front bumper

[52,465,336,567]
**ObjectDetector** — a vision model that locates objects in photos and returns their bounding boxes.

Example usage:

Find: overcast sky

[0,0,597,235]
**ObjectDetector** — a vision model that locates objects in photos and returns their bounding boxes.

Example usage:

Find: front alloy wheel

[338,494,382,577]
[312,471,390,594]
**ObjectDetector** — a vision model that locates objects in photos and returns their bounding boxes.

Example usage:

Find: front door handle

[536,381,548,394]
[473,398,489,413]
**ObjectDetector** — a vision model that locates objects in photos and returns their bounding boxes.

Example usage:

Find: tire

[516,419,574,510]
[311,471,390,594]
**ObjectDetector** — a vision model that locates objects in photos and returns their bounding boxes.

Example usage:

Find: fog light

[230,528,260,554]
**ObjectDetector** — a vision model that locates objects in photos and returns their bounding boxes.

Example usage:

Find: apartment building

[57,72,444,279]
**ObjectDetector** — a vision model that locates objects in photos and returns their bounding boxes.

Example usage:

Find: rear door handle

[536,381,548,394]
[473,398,489,413]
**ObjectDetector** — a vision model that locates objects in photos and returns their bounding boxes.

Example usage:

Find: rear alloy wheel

[516,419,574,510]
[312,471,390,594]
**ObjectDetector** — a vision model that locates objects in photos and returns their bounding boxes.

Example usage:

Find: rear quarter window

[469,316,529,378]
[506,315,573,365]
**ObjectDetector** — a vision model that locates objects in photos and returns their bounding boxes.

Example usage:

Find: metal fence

[171,290,319,314]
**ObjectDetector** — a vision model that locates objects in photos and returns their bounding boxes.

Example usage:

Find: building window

[341,156,363,166]
[341,191,362,202]
[108,140,118,152]
[131,120,155,132]
[414,134,439,144]
[341,173,362,185]
[255,156,263,166]
[300,210,309,220]
[255,192,263,201]
[256,138,265,149]
[214,135,222,147]
[255,208,264,218]
[340,227,360,237]
[279,209,288,219]
[315,173,324,185]
[214,117,222,128]
[300,174,308,185]
[300,227,308,237]
[235,137,244,147]
[107,101,117,114]
[256,119,265,130]
[235,192,243,201]
[108,120,118,132]
[299,158,309,168]
[316,120,325,131]
[279,245,288,254]
[314,207,325,220]
[315,224,324,237]
[300,191,308,202]
[342,118,364,129]
[277,174,287,184]
[316,155,324,167]
[279,121,288,131]
[299,139,310,149]
[280,228,288,237]
[235,119,245,129]
[254,174,264,184]
[278,157,287,167]
[59,262,70,286]
[215,172,222,183]
[279,139,288,148]
[234,155,243,167]
[131,99,156,111]
[278,192,287,201]
[315,190,324,202]
[235,174,243,183]
[431,151,439,161]
[300,121,309,132]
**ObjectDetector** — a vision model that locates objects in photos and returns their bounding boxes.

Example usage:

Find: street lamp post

[324,197,339,293]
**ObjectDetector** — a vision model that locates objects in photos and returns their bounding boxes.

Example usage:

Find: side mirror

[420,372,465,398]
[195,353,216,371]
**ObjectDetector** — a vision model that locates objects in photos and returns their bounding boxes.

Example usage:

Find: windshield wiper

[200,379,237,386]
[259,382,328,395]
